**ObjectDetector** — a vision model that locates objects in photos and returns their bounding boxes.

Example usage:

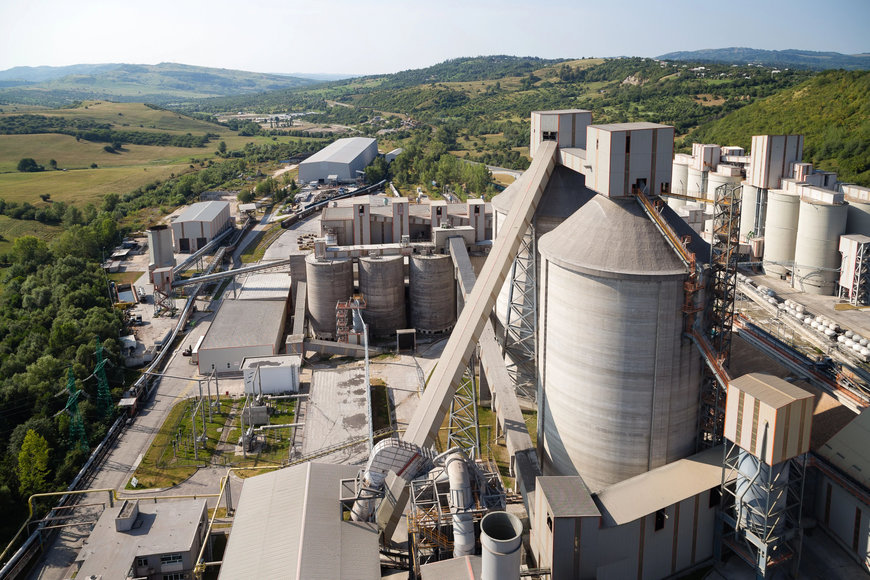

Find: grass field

[0,101,323,209]
[0,215,61,253]
[0,133,208,172]
[0,163,188,206]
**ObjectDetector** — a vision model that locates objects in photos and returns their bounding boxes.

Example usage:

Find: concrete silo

[305,255,354,339]
[409,254,456,334]
[763,190,801,276]
[537,195,704,491]
[793,199,848,295]
[358,255,406,337]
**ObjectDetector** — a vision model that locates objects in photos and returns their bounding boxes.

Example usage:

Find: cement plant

[4,113,870,580]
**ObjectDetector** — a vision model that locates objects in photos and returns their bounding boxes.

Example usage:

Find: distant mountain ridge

[0,62,317,106]
[657,47,870,70]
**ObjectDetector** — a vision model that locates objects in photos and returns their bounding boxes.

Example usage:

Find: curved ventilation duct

[445,453,475,557]
[351,438,436,522]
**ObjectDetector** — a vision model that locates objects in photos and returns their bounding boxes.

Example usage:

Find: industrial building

[74,499,208,580]
[196,299,287,374]
[298,137,379,183]
[193,108,870,580]
[171,200,232,253]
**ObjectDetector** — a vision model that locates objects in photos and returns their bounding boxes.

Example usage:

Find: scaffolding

[447,355,481,459]
[336,295,366,344]
[502,225,537,402]
[719,443,807,578]
[839,237,869,306]
[698,182,741,449]
[407,457,505,577]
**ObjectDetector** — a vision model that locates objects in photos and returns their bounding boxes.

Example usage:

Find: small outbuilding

[241,354,301,395]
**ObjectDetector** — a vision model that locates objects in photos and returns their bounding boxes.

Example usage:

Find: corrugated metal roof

[175,200,230,224]
[218,463,379,580]
[595,446,727,526]
[301,137,377,165]
[199,299,285,350]
[237,272,292,301]
[538,476,600,518]
[818,408,870,489]
[729,373,814,410]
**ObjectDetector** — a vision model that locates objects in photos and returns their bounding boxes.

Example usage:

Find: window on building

[136,557,149,567]
[654,508,667,531]
[542,131,557,141]
[160,553,183,564]
[625,135,631,154]
[162,574,186,580]
[853,507,862,553]
[546,514,552,532]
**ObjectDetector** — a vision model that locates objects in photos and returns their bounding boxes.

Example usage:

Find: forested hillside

[686,70,870,185]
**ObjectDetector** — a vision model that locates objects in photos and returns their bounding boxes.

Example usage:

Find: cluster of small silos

[305,252,457,340]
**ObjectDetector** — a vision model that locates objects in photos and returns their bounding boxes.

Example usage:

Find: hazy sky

[1,0,868,75]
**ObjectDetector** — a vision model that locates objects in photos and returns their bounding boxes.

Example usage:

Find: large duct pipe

[351,438,434,522]
[445,453,475,557]
[480,511,522,580]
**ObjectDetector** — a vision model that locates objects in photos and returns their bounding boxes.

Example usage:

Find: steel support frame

[839,240,869,306]
[502,224,537,402]
[718,442,807,579]
[699,182,741,449]
[447,354,481,459]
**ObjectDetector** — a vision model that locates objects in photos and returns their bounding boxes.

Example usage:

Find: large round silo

[668,161,690,210]
[739,183,759,241]
[358,255,406,337]
[537,196,703,491]
[409,254,455,333]
[763,190,801,276]
[794,200,848,295]
[736,451,789,541]
[847,198,870,235]
[706,171,741,201]
[687,167,707,200]
[305,255,353,339]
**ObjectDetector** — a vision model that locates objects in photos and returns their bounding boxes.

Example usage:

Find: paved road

[27,306,246,580]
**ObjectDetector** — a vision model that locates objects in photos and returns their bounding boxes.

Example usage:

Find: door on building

[196,237,207,250]
[179,238,190,253]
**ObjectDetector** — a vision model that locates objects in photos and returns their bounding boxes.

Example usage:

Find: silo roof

[491,165,593,220]
[539,195,688,279]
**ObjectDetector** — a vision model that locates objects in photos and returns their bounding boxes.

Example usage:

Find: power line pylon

[94,337,113,419]
[63,367,88,451]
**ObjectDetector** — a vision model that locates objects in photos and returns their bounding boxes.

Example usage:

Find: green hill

[684,70,870,185]
[0,62,316,107]
[658,48,870,71]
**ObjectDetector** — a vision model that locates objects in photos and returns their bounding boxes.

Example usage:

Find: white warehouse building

[171,200,232,253]
[197,299,287,375]
[298,137,379,183]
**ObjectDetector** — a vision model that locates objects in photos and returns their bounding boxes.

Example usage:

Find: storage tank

[687,167,707,201]
[358,255,406,337]
[763,190,801,276]
[669,160,690,209]
[706,171,741,202]
[409,253,455,333]
[739,183,759,240]
[847,198,870,235]
[793,200,848,295]
[305,255,353,339]
[537,196,704,491]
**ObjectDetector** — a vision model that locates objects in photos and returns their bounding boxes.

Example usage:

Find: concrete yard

[302,366,371,465]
